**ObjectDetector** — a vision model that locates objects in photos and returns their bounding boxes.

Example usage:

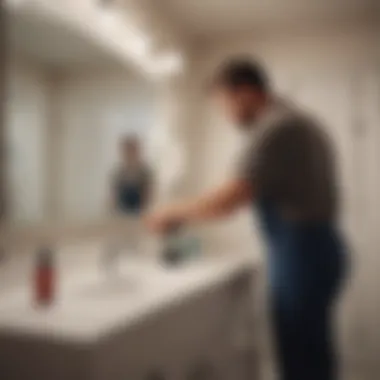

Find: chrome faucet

[101,236,140,276]
[101,240,123,276]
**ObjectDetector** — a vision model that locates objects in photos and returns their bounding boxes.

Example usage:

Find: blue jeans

[257,201,348,380]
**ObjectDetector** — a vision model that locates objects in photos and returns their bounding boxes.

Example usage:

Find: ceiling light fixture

[124,27,151,58]
[5,0,28,9]
[146,51,185,78]
[99,7,151,59]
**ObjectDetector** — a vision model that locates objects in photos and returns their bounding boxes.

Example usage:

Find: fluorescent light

[145,51,185,78]
[125,28,151,58]
[99,8,151,59]
[5,0,28,8]
[100,7,123,31]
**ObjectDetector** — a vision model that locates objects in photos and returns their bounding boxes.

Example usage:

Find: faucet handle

[101,240,122,275]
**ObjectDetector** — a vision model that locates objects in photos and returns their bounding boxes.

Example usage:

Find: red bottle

[34,248,55,307]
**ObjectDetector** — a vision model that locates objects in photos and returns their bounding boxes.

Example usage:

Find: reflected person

[111,135,153,216]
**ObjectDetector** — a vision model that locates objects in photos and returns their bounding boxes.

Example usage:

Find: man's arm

[183,179,253,220]
[146,178,253,232]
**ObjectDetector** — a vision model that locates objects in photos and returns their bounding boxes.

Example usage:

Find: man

[111,135,153,216]
[146,59,347,380]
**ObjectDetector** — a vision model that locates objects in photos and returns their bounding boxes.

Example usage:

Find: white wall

[180,24,380,373]
[5,60,50,224]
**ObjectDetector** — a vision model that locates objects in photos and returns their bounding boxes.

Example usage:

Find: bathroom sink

[77,276,144,300]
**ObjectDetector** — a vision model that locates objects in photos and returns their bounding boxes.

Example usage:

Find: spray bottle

[34,247,55,307]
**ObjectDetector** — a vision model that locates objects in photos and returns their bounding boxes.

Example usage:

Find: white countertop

[0,256,257,345]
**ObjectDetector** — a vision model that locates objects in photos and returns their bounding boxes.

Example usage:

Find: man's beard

[237,111,257,130]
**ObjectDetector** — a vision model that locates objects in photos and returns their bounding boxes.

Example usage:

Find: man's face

[213,86,262,129]
[121,142,139,162]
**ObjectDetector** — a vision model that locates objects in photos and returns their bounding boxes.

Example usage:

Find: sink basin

[77,276,143,300]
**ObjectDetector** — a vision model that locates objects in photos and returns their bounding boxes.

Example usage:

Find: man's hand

[145,179,253,234]
[145,204,187,234]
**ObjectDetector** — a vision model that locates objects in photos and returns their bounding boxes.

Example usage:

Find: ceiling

[156,0,379,40]
[7,2,185,74]
[8,12,114,68]
[7,0,378,68]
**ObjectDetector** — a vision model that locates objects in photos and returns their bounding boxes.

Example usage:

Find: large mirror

[2,1,177,236]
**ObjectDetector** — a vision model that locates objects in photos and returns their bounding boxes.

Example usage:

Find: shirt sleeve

[236,118,310,198]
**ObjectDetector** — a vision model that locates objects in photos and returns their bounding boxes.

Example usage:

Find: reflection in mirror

[4,2,160,229]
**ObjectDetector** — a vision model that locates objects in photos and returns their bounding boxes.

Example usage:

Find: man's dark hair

[212,58,269,92]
